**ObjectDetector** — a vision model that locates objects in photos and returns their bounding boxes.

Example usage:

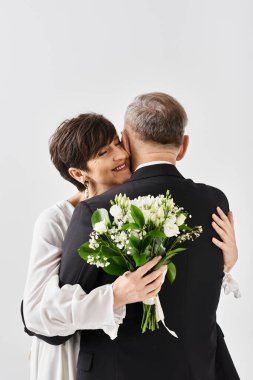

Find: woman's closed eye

[98,138,121,156]
[98,150,107,156]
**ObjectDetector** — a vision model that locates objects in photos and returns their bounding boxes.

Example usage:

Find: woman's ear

[68,168,87,184]
[176,135,189,161]
[121,128,131,156]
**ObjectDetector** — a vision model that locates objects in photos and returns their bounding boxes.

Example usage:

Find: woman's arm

[23,206,125,339]
[211,207,241,298]
[22,204,165,343]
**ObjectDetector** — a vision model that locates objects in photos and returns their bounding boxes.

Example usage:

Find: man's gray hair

[124,92,188,147]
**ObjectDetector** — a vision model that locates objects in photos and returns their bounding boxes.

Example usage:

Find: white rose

[94,221,108,234]
[167,214,176,224]
[110,205,123,219]
[176,214,186,226]
[164,221,180,237]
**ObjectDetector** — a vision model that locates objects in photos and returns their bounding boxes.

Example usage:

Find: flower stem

[141,303,159,333]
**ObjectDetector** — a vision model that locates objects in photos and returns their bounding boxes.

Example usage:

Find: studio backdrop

[0,1,252,379]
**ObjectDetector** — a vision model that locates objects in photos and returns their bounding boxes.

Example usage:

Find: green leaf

[132,252,148,267]
[91,208,110,227]
[130,205,145,228]
[122,223,140,230]
[78,241,95,253]
[129,235,141,250]
[141,235,152,252]
[179,224,192,231]
[167,261,176,284]
[110,256,126,267]
[150,255,168,271]
[169,247,187,253]
[100,245,119,258]
[146,229,166,238]
[78,242,98,260]
[166,247,187,260]
[102,261,126,276]
[102,256,128,276]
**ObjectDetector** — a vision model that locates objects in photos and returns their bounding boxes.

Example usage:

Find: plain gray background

[0,0,252,379]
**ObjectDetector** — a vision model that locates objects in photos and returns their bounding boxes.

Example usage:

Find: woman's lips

[113,163,128,172]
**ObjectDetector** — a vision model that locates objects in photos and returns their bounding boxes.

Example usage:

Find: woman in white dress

[22,113,239,380]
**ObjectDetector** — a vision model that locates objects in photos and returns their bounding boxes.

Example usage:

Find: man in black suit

[38,93,240,379]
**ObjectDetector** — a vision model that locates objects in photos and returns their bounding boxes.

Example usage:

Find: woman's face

[86,135,131,193]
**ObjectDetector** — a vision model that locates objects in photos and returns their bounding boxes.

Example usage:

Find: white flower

[110,205,123,219]
[167,214,176,224]
[166,198,175,209]
[176,214,186,226]
[164,220,180,237]
[156,207,165,220]
[94,221,108,234]
[143,209,152,223]
[87,253,110,268]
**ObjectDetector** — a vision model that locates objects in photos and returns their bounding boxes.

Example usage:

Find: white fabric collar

[135,161,174,172]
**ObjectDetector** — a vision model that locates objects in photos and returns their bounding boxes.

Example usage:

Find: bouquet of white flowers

[79,190,203,334]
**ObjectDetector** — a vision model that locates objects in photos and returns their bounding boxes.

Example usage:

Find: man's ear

[176,135,189,161]
[121,127,131,156]
[68,167,87,184]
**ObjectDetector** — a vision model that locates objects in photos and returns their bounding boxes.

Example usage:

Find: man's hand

[112,257,167,310]
[211,206,238,273]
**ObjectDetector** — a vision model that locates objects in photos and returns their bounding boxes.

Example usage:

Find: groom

[58,93,239,379]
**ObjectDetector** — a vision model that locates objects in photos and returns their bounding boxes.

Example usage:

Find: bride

[22,112,238,380]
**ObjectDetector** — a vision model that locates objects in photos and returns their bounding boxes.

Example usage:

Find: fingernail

[157,256,162,260]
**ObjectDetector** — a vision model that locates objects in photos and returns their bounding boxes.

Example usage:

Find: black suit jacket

[22,164,240,380]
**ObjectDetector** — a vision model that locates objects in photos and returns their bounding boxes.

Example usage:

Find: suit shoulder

[191,181,229,208]
[69,200,93,224]
[200,183,228,199]
[75,199,94,212]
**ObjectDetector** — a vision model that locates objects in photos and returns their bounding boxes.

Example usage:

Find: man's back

[59,164,239,379]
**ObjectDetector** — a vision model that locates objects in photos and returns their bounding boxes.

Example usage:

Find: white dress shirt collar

[135,161,174,172]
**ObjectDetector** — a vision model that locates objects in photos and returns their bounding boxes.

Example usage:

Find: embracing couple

[22,92,240,380]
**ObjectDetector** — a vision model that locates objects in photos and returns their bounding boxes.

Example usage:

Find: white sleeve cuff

[222,272,241,298]
[101,284,126,340]
[23,275,126,337]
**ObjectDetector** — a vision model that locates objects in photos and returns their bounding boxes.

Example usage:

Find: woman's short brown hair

[49,113,117,191]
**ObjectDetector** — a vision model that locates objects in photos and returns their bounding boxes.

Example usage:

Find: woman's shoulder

[35,200,74,231]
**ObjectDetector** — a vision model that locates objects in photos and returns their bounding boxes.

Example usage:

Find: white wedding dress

[23,200,126,380]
